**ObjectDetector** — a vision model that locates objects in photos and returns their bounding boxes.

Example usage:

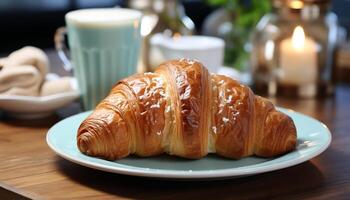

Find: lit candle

[279,26,317,85]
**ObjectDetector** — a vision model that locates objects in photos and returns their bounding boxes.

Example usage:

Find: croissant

[77,59,296,160]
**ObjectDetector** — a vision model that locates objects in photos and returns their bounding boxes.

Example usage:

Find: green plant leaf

[206,0,271,70]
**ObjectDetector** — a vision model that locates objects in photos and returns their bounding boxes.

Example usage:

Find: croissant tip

[77,132,90,154]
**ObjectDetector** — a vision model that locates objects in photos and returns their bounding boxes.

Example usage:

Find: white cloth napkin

[5,46,49,77]
[41,76,75,96]
[0,64,42,96]
[0,46,75,96]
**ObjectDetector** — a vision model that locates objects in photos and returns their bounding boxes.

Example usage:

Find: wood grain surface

[0,51,350,199]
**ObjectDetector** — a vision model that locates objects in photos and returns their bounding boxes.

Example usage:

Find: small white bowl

[0,74,80,119]
[150,34,225,73]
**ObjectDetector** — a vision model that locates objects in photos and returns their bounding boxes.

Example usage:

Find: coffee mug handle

[54,27,73,72]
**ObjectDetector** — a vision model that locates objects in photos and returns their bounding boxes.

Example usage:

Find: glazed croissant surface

[77,59,296,160]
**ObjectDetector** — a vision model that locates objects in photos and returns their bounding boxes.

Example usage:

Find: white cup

[150,34,225,73]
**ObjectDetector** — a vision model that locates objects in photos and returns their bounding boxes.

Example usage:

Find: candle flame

[289,0,304,9]
[292,26,305,50]
[173,32,182,40]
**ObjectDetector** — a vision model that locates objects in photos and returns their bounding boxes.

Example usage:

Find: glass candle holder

[128,0,195,71]
[251,0,339,98]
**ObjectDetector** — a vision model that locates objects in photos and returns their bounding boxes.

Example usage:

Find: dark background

[0,0,349,52]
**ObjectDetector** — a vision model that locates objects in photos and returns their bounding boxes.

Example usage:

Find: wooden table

[1,52,350,199]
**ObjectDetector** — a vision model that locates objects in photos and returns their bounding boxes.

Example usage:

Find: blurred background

[0,0,350,91]
[0,0,349,51]
[0,0,206,51]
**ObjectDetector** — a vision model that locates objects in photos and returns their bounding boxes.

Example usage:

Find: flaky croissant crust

[77,59,296,160]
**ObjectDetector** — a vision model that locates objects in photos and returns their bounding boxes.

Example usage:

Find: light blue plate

[47,108,331,179]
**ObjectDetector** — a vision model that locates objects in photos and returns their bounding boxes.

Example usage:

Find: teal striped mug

[55,8,142,110]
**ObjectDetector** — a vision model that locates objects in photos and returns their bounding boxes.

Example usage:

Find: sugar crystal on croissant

[77,59,297,160]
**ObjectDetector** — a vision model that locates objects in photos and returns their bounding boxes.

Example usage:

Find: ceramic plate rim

[47,108,331,179]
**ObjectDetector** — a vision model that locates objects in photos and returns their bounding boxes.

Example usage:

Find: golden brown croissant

[77,59,296,160]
